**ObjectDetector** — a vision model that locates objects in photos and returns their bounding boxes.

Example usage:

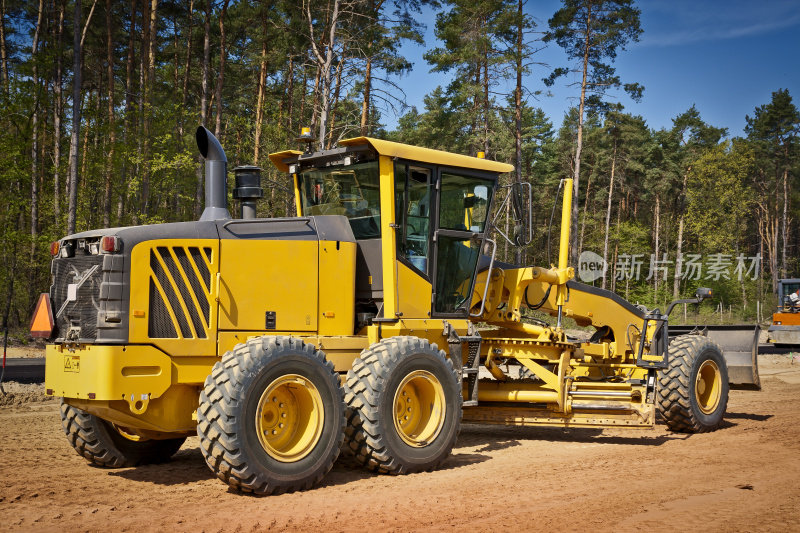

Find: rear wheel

[344,336,461,474]
[658,335,729,433]
[60,401,185,467]
[197,336,345,495]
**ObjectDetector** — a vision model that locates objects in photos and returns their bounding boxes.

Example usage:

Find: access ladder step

[463,337,482,406]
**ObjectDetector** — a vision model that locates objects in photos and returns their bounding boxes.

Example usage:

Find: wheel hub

[393,370,446,447]
[256,375,324,462]
[695,360,722,415]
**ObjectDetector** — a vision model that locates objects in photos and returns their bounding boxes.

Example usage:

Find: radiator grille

[148,246,213,339]
[50,255,105,340]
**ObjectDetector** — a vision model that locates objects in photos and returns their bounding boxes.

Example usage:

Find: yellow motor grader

[35,127,760,494]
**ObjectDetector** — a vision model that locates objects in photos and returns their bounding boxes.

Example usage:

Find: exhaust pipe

[196,126,231,221]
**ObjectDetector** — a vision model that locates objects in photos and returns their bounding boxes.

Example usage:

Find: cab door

[431,169,495,317]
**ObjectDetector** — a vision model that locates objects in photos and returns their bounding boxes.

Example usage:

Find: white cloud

[637,0,800,47]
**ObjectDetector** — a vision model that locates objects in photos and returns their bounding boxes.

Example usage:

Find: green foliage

[544,0,644,105]
[685,141,754,253]
[0,0,797,333]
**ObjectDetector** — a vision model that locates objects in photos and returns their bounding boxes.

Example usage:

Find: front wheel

[197,336,345,495]
[658,335,729,433]
[344,336,461,474]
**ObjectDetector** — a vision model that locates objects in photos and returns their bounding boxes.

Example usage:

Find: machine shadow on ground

[457,423,683,448]
[108,447,215,486]
[104,409,772,492]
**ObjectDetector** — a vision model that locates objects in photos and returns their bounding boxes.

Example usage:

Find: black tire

[197,336,345,495]
[344,336,461,474]
[658,335,729,433]
[60,401,185,467]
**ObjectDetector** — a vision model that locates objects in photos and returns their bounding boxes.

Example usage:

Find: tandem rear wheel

[60,401,186,467]
[196,336,345,495]
[343,336,462,474]
[658,334,729,433]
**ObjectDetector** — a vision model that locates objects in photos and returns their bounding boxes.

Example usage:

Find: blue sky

[386,0,800,137]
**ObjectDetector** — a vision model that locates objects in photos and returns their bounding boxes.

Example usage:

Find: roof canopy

[268,137,514,174]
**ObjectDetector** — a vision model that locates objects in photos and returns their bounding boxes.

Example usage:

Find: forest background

[0,0,798,337]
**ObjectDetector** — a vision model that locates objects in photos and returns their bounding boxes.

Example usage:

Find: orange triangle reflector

[30,293,55,338]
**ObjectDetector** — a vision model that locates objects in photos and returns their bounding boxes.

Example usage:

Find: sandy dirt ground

[2,345,46,359]
[1,354,799,532]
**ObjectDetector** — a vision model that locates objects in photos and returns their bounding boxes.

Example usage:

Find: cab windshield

[298,161,381,239]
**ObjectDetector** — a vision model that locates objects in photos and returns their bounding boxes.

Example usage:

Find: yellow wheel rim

[695,360,722,415]
[255,374,324,462]
[393,370,446,447]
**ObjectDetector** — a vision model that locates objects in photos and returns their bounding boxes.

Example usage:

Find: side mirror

[463,196,483,209]
[695,287,713,300]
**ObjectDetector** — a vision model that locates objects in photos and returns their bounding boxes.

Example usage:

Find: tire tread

[344,336,461,474]
[197,335,345,495]
[658,335,728,433]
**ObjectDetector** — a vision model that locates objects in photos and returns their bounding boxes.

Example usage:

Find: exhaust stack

[196,126,231,221]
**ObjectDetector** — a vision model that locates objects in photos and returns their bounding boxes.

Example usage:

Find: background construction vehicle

[767,278,800,346]
[36,127,760,495]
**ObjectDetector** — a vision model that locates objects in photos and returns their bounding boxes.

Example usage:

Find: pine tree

[544,0,643,266]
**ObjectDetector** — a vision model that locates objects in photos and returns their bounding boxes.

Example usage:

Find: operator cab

[270,138,512,323]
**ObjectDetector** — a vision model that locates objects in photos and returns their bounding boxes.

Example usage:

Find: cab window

[298,161,381,239]
[395,163,432,274]
[433,171,495,315]
[438,173,493,232]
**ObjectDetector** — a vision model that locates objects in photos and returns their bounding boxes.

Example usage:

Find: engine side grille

[148,246,213,339]
[50,255,105,341]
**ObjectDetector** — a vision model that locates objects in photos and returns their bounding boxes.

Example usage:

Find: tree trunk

[570,3,592,267]
[611,197,622,293]
[673,215,684,298]
[758,216,764,317]
[773,162,780,294]
[253,23,268,163]
[653,194,660,294]
[360,56,372,136]
[307,0,340,147]
[578,161,594,257]
[672,170,689,298]
[103,0,115,228]
[213,0,230,138]
[119,0,137,223]
[327,58,343,148]
[0,0,8,94]
[285,55,294,136]
[482,42,490,155]
[196,0,211,218]
[30,0,44,250]
[133,0,148,223]
[513,0,523,265]
[601,142,617,290]
[53,0,65,226]
[67,0,83,235]
[141,0,158,217]
[772,215,778,295]
[180,0,194,138]
[781,148,789,278]
[310,65,321,134]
